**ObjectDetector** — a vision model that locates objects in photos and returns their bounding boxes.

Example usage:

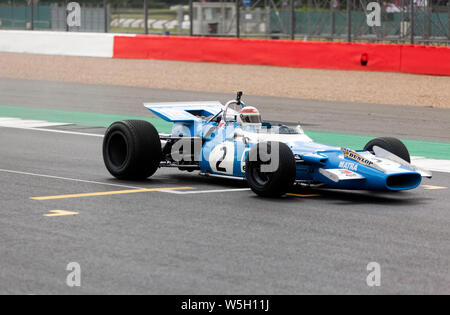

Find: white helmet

[238,106,262,125]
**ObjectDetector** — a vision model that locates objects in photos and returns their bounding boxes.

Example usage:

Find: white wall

[0,30,117,58]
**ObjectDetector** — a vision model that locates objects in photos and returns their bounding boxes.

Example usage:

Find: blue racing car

[103,92,431,197]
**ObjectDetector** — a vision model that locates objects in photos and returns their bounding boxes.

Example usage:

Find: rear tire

[103,120,161,180]
[364,137,411,163]
[245,142,296,197]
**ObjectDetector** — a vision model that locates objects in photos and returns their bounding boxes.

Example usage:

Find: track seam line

[0,168,146,189]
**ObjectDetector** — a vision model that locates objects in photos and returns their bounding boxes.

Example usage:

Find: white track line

[0,117,71,128]
[0,117,103,137]
[1,125,104,137]
[411,157,450,174]
[2,118,450,173]
[0,168,249,195]
[0,121,69,128]
[0,169,145,190]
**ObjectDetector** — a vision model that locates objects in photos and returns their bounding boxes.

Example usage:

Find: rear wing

[144,101,228,123]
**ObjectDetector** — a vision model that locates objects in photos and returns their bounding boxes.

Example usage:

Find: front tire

[103,120,161,180]
[364,137,411,163]
[245,142,296,197]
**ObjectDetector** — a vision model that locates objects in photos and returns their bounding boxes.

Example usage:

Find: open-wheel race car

[102,92,431,197]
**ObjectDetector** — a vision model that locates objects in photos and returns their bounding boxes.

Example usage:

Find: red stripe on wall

[113,35,450,76]
[400,45,450,76]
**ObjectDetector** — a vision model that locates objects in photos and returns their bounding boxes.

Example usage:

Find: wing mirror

[233,129,249,145]
[234,129,244,138]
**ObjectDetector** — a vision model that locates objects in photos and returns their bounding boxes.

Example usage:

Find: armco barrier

[114,35,450,76]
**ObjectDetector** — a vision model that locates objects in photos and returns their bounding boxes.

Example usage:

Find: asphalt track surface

[0,78,449,294]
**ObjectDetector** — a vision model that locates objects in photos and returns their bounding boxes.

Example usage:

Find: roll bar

[222,91,245,123]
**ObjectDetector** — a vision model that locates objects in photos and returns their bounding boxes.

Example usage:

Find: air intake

[385,173,422,191]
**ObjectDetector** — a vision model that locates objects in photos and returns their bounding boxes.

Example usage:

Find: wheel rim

[108,131,128,168]
[250,162,271,186]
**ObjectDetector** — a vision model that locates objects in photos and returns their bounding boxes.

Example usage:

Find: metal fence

[0,0,448,45]
[0,0,108,32]
[195,0,449,45]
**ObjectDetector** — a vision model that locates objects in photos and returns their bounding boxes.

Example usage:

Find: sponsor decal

[167,109,185,119]
[341,148,385,172]
[339,161,358,171]
[337,169,362,179]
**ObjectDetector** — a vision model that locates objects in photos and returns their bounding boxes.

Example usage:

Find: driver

[238,106,262,125]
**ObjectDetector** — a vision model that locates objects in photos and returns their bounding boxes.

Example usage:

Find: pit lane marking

[31,187,193,200]
[421,185,447,190]
[44,210,79,217]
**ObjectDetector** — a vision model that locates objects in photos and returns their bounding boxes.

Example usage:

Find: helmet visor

[241,114,262,124]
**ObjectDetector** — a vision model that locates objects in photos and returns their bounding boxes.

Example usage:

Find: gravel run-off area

[0,52,449,108]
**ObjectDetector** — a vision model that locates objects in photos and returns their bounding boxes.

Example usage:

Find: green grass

[1,105,449,160]
[110,27,189,35]
[112,8,176,15]
[111,8,184,21]
[0,105,172,133]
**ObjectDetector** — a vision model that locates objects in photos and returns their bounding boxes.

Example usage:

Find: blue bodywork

[145,101,425,191]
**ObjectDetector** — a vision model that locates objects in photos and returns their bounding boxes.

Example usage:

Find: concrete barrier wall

[1,30,449,76]
[114,35,450,76]
[0,30,115,57]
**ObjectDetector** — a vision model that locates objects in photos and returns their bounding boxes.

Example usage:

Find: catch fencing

[0,1,448,45]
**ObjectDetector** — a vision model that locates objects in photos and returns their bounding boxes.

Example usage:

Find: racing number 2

[209,142,235,174]
[216,146,227,173]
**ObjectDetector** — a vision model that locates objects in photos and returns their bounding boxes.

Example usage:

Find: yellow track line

[31,187,193,201]
[421,185,447,190]
[287,193,321,198]
[44,210,79,217]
